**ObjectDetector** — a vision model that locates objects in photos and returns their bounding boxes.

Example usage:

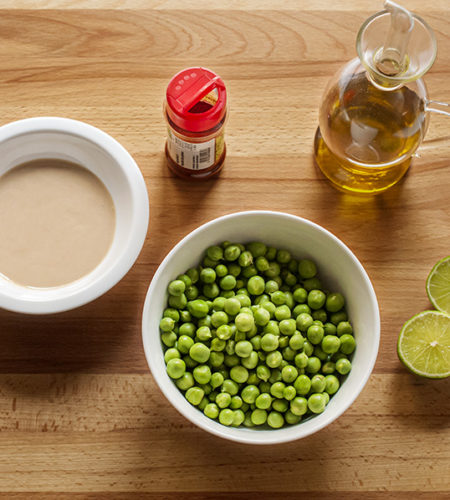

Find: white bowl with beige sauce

[0,117,149,314]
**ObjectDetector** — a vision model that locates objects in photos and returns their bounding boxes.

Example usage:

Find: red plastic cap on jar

[166,67,227,133]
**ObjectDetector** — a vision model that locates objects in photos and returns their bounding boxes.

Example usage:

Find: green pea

[330,311,348,325]
[311,374,326,392]
[296,313,314,332]
[203,283,220,299]
[189,343,210,363]
[276,249,291,264]
[254,256,269,273]
[294,374,311,395]
[224,353,239,366]
[179,322,196,337]
[168,293,187,309]
[224,245,241,262]
[325,374,340,395]
[290,396,308,416]
[279,318,296,336]
[285,409,301,425]
[312,309,328,322]
[160,317,175,333]
[308,393,326,414]
[238,250,253,267]
[308,289,326,310]
[164,348,181,363]
[267,411,284,428]
[228,365,248,384]
[268,368,282,384]
[256,365,271,382]
[266,350,283,368]
[175,372,195,391]
[255,393,272,410]
[227,263,240,277]
[336,358,352,375]
[163,308,180,322]
[241,385,260,404]
[265,261,281,279]
[324,322,337,335]
[186,387,204,406]
[218,408,234,426]
[230,395,243,410]
[210,311,228,328]
[221,297,239,316]
[320,361,335,374]
[289,333,305,350]
[210,372,224,389]
[270,381,286,399]
[337,321,353,336]
[281,365,298,383]
[244,241,265,258]
[177,335,194,354]
[294,304,311,316]
[222,379,239,395]
[339,334,356,354]
[180,310,192,323]
[235,312,255,332]
[294,352,309,369]
[241,350,259,369]
[307,324,324,345]
[187,299,209,318]
[303,277,322,291]
[216,392,232,408]
[325,292,344,312]
[215,324,232,341]
[236,294,251,308]
[168,279,186,297]
[275,305,291,321]
[271,291,286,306]
[232,409,245,427]
[218,274,236,291]
[211,337,226,351]
[322,335,341,354]
[306,356,321,374]
[272,399,289,413]
[199,268,215,284]
[161,331,177,347]
[205,245,223,262]
[298,259,317,279]
[283,385,297,401]
[247,276,265,295]
[261,334,279,352]
[186,268,200,284]
[193,365,211,384]
[209,352,224,368]
[204,402,219,419]
[303,340,314,356]
[293,287,307,303]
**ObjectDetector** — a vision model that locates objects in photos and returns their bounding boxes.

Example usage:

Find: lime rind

[397,310,450,379]
[426,256,450,315]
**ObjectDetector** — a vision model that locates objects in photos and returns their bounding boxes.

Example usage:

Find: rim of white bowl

[142,210,380,444]
[0,117,149,314]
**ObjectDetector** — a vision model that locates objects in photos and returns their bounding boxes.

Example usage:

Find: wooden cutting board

[0,1,449,498]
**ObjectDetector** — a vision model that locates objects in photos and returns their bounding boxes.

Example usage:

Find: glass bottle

[164,67,227,180]
[314,1,450,194]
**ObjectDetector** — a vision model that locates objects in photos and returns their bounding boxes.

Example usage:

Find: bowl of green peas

[142,211,379,444]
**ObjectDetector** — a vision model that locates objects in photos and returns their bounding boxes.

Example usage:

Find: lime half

[398,311,450,379]
[426,256,450,314]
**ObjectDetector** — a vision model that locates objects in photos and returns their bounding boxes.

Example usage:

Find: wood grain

[0,1,449,497]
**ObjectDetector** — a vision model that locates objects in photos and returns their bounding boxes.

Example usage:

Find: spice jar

[164,67,227,180]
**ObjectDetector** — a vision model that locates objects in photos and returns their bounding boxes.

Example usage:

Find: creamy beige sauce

[0,159,116,288]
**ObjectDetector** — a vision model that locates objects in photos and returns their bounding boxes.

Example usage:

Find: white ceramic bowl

[142,211,379,444]
[0,117,149,314]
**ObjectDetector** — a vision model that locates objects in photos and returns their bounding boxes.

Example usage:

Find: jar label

[167,130,215,170]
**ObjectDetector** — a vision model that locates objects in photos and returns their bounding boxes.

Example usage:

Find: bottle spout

[356,1,437,89]
[375,1,413,76]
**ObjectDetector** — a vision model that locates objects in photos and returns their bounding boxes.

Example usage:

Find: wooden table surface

[0,1,449,498]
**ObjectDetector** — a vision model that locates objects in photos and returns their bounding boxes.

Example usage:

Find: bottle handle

[426,100,450,117]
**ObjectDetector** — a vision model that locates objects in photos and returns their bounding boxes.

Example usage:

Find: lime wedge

[426,256,450,314]
[397,311,450,379]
